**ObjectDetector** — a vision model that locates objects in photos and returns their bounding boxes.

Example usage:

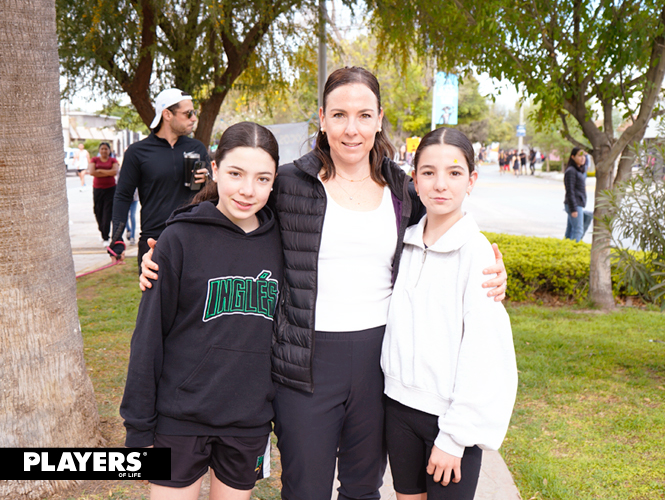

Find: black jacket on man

[269,151,424,393]
[112,133,210,241]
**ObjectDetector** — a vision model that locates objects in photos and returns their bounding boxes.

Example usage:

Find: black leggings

[385,397,482,500]
[273,326,387,500]
[93,186,115,240]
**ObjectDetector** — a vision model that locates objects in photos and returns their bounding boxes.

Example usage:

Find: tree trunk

[195,90,230,149]
[0,1,102,498]
[589,156,616,309]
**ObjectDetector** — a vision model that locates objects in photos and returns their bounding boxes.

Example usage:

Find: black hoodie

[120,201,283,447]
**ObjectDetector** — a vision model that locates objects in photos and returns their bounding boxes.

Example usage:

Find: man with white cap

[111,88,210,269]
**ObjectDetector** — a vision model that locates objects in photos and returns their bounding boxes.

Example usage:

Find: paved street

[465,162,595,244]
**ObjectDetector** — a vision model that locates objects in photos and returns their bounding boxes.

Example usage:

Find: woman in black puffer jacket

[563,147,593,242]
[269,67,508,500]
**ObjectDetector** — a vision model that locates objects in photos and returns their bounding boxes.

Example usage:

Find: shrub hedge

[483,232,592,302]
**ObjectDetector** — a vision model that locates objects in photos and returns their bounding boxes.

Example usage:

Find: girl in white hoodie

[381,128,518,500]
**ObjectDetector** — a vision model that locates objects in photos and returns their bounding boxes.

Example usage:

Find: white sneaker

[129,237,136,245]
[102,240,110,247]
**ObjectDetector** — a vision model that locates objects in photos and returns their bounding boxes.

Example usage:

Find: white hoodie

[381,213,517,458]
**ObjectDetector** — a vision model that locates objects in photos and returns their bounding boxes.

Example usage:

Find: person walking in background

[111,88,210,269]
[519,149,527,176]
[74,142,90,190]
[125,188,139,245]
[381,127,517,500]
[509,150,519,176]
[529,148,536,175]
[88,142,119,246]
[563,147,593,242]
[498,149,507,175]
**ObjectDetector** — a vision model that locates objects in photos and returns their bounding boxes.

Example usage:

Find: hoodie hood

[165,200,276,236]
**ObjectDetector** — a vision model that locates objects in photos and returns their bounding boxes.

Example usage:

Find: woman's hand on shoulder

[426,445,461,486]
[482,243,507,302]
[139,238,159,291]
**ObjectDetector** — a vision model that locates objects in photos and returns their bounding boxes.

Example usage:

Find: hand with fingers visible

[139,238,158,291]
[482,243,507,302]
[426,445,462,487]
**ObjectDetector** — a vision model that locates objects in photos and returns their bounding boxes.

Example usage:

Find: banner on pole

[432,72,459,128]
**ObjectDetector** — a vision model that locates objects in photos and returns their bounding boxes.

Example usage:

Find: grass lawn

[59,261,665,499]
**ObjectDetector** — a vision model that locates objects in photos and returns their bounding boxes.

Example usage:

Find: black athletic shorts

[385,397,483,500]
[150,433,271,490]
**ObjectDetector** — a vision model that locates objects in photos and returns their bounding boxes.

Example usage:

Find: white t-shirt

[315,185,397,332]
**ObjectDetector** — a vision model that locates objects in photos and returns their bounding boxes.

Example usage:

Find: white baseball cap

[150,88,192,129]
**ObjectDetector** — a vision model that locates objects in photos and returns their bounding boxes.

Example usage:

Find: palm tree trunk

[0,0,102,498]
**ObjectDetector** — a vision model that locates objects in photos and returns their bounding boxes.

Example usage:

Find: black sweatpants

[273,326,387,500]
[93,186,115,240]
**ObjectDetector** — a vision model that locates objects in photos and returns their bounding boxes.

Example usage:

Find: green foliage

[483,232,592,302]
[486,103,517,147]
[56,0,317,145]
[100,102,150,134]
[548,160,563,172]
[596,143,665,307]
[525,101,587,160]
[456,77,490,143]
[506,306,665,499]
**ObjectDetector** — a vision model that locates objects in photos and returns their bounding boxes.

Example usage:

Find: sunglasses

[175,109,198,119]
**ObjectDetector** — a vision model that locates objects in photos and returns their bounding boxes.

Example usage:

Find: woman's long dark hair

[193,122,279,204]
[567,147,584,171]
[413,127,475,174]
[314,66,395,186]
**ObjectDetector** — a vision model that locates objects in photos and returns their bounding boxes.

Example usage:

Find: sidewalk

[66,175,522,500]
[332,452,522,500]
[67,175,139,275]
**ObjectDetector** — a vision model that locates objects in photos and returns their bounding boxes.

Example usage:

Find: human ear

[318,106,325,133]
[466,170,478,195]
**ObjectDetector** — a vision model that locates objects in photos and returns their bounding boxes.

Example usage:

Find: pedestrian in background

[519,150,527,175]
[111,88,210,269]
[88,142,119,246]
[529,148,536,175]
[125,188,139,245]
[74,142,90,191]
[563,147,593,242]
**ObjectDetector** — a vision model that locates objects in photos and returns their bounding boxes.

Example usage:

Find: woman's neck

[329,152,371,180]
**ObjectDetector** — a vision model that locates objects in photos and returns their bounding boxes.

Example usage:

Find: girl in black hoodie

[120,122,283,500]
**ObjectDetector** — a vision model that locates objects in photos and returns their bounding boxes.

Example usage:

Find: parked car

[64,147,78,173]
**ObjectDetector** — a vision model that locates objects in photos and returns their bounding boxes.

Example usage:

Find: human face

[166,99,197,136]
[413,144,477,226]
[211,147,276,232]
[573,150,586,166]
[98,144,110,160]
[319,83,383,171]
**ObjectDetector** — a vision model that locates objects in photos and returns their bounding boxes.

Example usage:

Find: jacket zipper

[414,248,428,287]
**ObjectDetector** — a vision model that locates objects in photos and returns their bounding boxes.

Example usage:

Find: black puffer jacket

[269,151,424,393]
[564,163,587,212]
